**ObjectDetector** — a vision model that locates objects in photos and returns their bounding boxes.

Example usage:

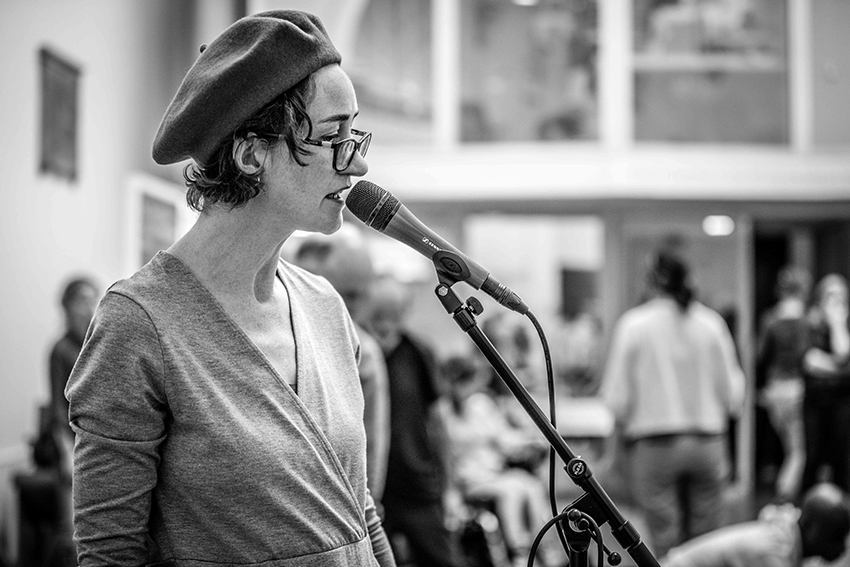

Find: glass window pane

[459,0,599,143]
[349,0,433,145]
[634,0,788,144]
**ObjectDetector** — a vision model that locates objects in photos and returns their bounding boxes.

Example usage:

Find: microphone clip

[434,249,529,315]
[434,267,484,334]
[432,250,472,287]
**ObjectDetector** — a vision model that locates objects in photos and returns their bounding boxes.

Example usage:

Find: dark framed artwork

[141,194,177,267]
[125,173,196,274]
[40,47,80,182]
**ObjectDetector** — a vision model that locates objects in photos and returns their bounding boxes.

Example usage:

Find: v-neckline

[156,251,300,395]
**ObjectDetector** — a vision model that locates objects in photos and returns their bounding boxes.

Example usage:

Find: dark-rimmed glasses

[302,129,372,172]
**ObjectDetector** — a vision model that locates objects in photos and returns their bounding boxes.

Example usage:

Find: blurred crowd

[17,224,850,567]
[286,227,850,567]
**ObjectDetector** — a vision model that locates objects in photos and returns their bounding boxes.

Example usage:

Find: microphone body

[346,180,528,314]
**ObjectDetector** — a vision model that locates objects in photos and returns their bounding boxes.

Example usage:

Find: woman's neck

[168,206,292,303]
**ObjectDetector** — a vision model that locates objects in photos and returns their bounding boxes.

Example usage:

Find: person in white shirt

[601,248,746,558]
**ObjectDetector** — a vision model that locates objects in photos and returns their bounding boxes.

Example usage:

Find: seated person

[440,355,560,567]
[662,482,850,567]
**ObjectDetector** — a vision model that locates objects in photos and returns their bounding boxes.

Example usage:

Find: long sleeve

[364,494,396,566]
[66,293,168,566]
[600,317,634,424]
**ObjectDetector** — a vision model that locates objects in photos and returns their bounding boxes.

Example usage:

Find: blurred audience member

[293,227,390,505]
[601,250,746,557]
[441,355,559,567]
[49,276,99,473]
[802,274,850,492]
[756,265,812,501]
[552,299,604,397]
[480,313,533,391]
[24,276,98,567]
[479,313,545,435]
[367,276,466,567]
[662,482,850,567]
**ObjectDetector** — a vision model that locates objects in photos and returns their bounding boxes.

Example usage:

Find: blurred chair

[14,470,66,567]
[459,498,512,567]
[14,405,74,567]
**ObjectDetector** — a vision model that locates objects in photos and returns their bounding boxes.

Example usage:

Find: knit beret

[152,10,341,166]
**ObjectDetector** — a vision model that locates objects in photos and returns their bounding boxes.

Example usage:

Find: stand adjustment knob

[466,297,484,315]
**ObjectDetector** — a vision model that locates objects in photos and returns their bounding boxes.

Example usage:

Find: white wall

[0,0,175,455]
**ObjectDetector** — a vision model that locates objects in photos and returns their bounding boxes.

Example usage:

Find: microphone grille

[346,180,398,231]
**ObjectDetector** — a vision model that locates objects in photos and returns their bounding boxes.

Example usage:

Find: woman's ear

[232,134,268,176]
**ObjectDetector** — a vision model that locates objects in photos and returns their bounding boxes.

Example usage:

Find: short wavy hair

[183,74,317,212]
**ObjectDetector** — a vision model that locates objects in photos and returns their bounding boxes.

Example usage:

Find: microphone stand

[430,253,660,567]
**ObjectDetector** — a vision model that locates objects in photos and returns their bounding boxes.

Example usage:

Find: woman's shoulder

[101,252,234,332]
[108,251,191,302]
[95,253,215,331]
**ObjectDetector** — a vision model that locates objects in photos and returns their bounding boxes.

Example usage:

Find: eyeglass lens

[335,134,371,171]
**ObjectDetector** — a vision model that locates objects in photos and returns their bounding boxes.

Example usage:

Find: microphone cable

[524,309,571,560]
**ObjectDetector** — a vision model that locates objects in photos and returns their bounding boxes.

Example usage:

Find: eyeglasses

[302,129,372,172]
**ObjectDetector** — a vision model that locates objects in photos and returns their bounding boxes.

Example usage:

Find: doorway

[752,219,850,506]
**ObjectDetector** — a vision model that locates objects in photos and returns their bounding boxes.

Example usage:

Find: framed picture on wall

[40,47,80,181]
[141,193,177,267]
[125,173,196,276]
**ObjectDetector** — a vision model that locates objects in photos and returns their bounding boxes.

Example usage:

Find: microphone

[345,180,528,315]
